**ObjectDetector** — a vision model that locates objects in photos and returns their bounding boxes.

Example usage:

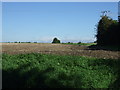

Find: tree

[77,42,81,44]
[96,14,120,46]
[96,15,113,45]
[52,38,60,43]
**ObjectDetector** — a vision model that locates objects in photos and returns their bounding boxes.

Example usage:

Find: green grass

[62,43,97,46]
[2,53,120,88]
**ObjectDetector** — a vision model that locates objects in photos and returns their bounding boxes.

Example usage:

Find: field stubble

[1,43,120,59]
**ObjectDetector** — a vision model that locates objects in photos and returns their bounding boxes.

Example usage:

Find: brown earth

[1,43,120,59]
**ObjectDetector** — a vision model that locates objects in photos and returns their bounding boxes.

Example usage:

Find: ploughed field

[1,43,120,59]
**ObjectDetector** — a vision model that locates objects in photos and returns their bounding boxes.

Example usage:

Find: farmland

[2,43,120,59]
[2,1,120,89]
[1,43,120,88]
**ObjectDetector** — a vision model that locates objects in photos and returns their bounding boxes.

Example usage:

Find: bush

[52,38,60,43]
[67,42,73,44]
[14,41,17,43]
[77,42,81,44]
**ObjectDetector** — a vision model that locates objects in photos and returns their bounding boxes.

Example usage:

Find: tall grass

[2,53,120,88]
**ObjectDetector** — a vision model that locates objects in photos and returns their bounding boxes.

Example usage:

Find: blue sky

[2,2,118,43]
[0,2,2,43]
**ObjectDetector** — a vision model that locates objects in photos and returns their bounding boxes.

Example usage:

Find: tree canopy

[96,15,120,46]
[52,38,60,43]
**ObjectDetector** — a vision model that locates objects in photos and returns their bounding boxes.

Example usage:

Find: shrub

[14,41,17,43]
[34,42,37,43]
[67,42,73,44]
[77,42,81,44]
[52,38,60,43]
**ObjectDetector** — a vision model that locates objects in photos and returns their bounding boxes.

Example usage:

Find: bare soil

[1,43,120,59]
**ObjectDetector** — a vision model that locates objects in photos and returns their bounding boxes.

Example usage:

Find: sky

[2,2,118,43]
[0,2,2,43]
[1,0,119,2]
[118,1,120,16]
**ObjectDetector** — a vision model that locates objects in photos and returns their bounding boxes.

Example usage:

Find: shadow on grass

[109,72,120,88]
[108,60,120,88]
[87,45,120,51]
[2,63,83,88]
[3,63,56,88]
[89,58,120,88]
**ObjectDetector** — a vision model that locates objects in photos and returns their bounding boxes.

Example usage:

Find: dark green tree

[77,42,81,44]
[96,15,120,46]
[96,15,113,45]
[52,38,60,43]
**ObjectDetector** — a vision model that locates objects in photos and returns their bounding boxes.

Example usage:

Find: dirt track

[1,43,120,59]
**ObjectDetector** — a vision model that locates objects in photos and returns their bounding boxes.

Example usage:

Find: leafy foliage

[96,15,120,46]
[2,53,120,88]
[77,42,81,44]
[52,38,60,43]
